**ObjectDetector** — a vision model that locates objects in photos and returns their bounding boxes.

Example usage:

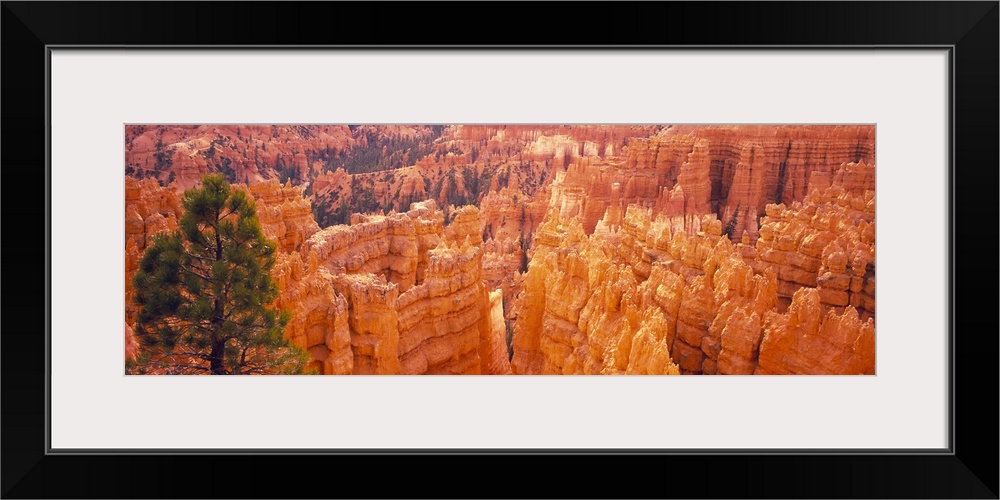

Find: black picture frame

[3,2,996,498]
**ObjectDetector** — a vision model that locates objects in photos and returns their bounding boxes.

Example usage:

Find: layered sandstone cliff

[755,287,875,375]
[450,125,663,164]
[125,176,511,375]
[546,125,875,242]
[509,210,686,375]
[126,125,359,189]
[511,152,875,375]
[747,162,875,317]
[255,198,511,375]
[247,179,322,253]
[124,177,182,325]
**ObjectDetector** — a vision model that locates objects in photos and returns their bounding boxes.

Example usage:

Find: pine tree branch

[179,261,215,283]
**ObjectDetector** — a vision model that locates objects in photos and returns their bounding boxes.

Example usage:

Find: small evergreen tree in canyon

[132,174,306,374]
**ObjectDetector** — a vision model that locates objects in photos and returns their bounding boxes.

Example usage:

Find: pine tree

[723,204,740,241]
[131,174,306,375]
[519,231,530,273]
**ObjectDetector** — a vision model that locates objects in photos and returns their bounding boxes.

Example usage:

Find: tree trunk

[210,213,226,375]
[210,340,226,375]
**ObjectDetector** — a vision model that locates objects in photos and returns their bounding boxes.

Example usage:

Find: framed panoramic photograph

[123,123,877,378]
[4,2,997,499]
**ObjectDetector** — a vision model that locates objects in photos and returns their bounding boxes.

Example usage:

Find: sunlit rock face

[755,287,875,375]
[126,125,359,189]
[124,177,182,326]
[511,126,875,375]
[510,210,683,375]
[125,179,503,375]
[545,125,874,242]
[248,179,321,253]
[511,201,874,375]
[276,201,505,374]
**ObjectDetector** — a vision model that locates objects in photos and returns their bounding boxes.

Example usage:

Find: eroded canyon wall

[125,178,510,375]
[126,125,359,189]
[244,188,511,374]
[546,125,874,242]
[511,152,875,375]
[275,200,511,374]
[124,177,182,326]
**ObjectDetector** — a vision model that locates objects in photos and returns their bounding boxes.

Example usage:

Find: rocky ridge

[546,125,875,243]
[511,152,875,375]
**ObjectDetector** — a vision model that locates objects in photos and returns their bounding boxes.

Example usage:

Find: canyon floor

[125,124,875,375]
